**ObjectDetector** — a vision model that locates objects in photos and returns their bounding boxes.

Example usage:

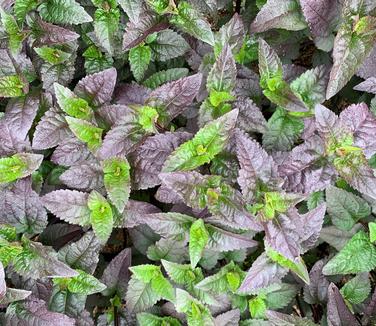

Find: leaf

[137,313,182,326]
[214,13,244,56]
[262,107,304,151]
[88,190,113,244]
[236,129,282,202]
[14,0,38,23]
[131,131,192,189]
[149,29,190,62]
[93,8,120,55]
[189,219,209,268]
[320,224,364,251]
[0,153,43,184]
[234,98,267,134]
[66,270,106,295]
[58,231,101,274]
[143,68,189,89]
[340,273,370,305]
[303,259,329,304]
[354,77,376,94]
[42,190,91,226]
[35,46,71,65]
[266,310,318,326]
[59,163,103,191]
[1,9,26,55]
[4,296,75,325]
[0,178,47,234]
[251,0,307,33]
[238,253,288,295]
[207,44,236,93]
[214,309,240,326]
[370,222,376,242]
[0,75,26,97]
[326,15,376,99]
[162,109,238,172]
[147,237,188,263]
[146,73,202,123]
[299,0,339,51]
[117,0,143,22]
[4,94,39,140]
[32,106,71,150]
[326,185,371,231]
[54,83,93,120]
[170,1,214,46]
[249,296,266,319]
[101,248,131,297]
[323,231,376,275]
[12,238,78,279]
[103,157,130,213]
[65,116,103,152]
[38,0,93,25]
[129,44,151,82]
[258,39,307,112]
[327,283,360,326]
[74,68,117,106]
[0,287,31,305]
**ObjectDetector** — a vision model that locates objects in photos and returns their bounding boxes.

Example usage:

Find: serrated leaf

[88,190,113,244]
[94,8,120,55]
[326,15,376,99]
[58,231,101,274]
[35,46,71,65]
[340,273,370,305]
[0,75,26,97]
[0,153,43,184]
[103,157,130,213]
[59,163,103,191]
[14,0,38,23]
[189,219,209,268]
[251,0,307,33]
[170,1,214,46]
[129,44,151,82]
[214,13,244,56]
[304,259,329,304]
[149,29,189,62]
[370,222,376,242]
[326,185,371,231]
[147,237,188,263]
[65,116,103,152]
[54,83,93,120]
[42,190,91,226]
[38,0,93,25]
[66,270,106,295]
[143,68,189,89]
[249,296,266,319]
[126,275,161,312]
[162,109,238,172]
[117,0,143,22]
[323,230,376,275]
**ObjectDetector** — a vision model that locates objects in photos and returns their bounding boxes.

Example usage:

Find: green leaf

[340,273,371,305]
[137,313,182,326]
[54,83,93,120]
[94,8,120,55]
[0,153,43,184]
[83,45,114,74]
[87,190,113,244]
[162,109,238,172]
[0,9,26,54]
[266,247,309,284]
[369,222,376,243]
[38,0,93,25]
[14,0,38,23]
[146,0,175,14]
[137,106,158,133]
[0,75,26,97]
[130,264,160,283]
[63,270,106,295]
[170,1,214,46]
[189,219,209,268]
[262,107,304,151]
[264,283,299,310]
[150,274,175,302]
[126,277,161,312]
[103,157,130,213]
[129,44,151,82]
[326,186,371,231]
[65,116,103,152]
[143,68,189,89]
[34,47,71,65]
[323,231,376,275]
[162,260,200,285]
[307,191,325,210]
[248,296,266,319]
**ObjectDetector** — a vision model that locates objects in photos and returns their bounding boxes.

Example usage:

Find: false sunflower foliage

[1,0,376,324]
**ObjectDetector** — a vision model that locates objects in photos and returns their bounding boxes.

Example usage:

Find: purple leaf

[0,178,47,234]
[238,252,288,295]
[0,262,5,299]
[97,104,135,126]
[131,131,192,190]
[32,107,71,150]
[354,77,376,94]
[304,259,329,304]
[51,137,95,166]
[357,45,376,80]
[101,248,131,297]
[113,83,151,105]
[236,129,282,202]
[146,74,203,122]
[74,68,117,106]
[339,103,376,158]
[42,190,90,226]
[0,119,31,156]
[4,94,39,140]
[327,283,360,326]
[59,163,103,191]
[214,309,240,326]
[234,98,267,134]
